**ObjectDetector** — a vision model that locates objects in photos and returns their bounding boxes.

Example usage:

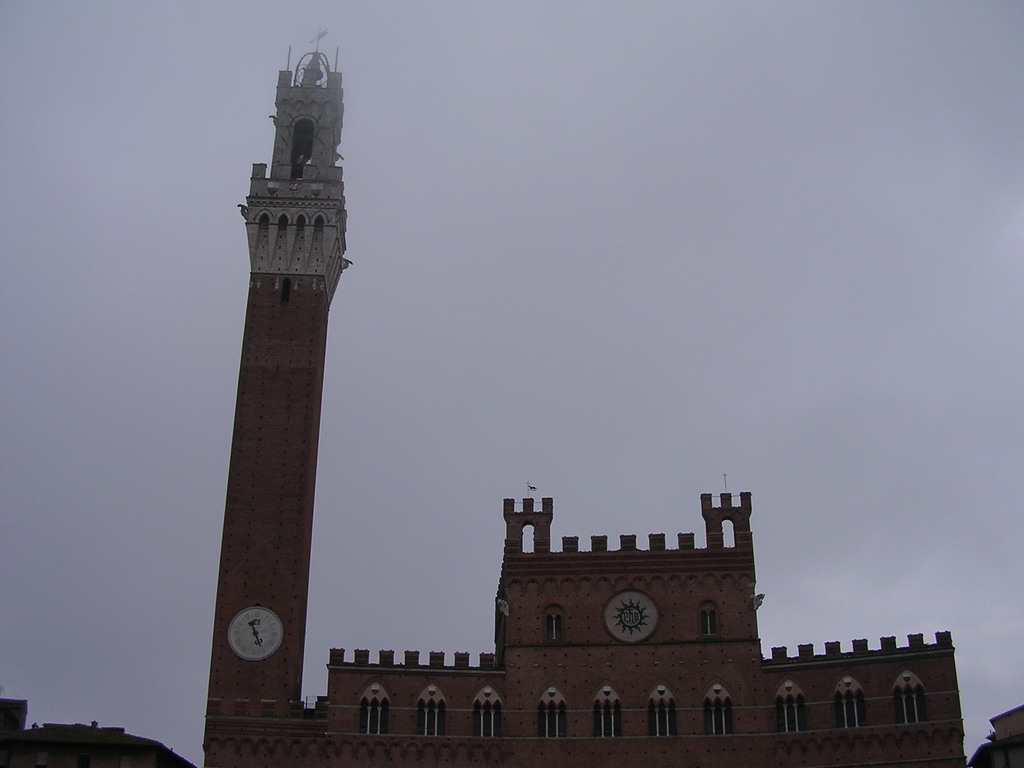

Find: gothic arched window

[647,685,677,736]
[894,671,927,724]
[473,688,502,738]
[416,686,446,736]
[774,681,807,732]
[834,677,867,728]
[358,684,389,735]
[537,688,566,738]
[593,686,621,737]
[775,695,807,732]
[703,685,733,735]
[416,700,445,736]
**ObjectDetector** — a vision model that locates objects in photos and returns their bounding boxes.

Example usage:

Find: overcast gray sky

[2,2,1023,764]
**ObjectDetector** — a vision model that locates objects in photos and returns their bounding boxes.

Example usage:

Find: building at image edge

[203,49,966,768]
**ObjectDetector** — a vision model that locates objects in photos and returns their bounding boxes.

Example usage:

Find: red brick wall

[207,273,329,710]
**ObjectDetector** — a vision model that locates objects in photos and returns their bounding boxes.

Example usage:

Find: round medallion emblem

[603,590,658,643]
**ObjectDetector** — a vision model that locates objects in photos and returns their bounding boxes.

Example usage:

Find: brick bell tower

[206,49,347,721]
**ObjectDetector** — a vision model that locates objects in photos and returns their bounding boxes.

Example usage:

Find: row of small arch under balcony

[254,213,327,231]
[352,672,931,738]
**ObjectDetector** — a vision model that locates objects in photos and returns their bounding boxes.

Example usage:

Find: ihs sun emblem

[614,598,648,635]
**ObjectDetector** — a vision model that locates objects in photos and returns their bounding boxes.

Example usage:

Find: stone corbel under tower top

[243,51,348,303]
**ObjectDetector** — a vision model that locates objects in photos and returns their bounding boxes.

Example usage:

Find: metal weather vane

[311,27,328,52]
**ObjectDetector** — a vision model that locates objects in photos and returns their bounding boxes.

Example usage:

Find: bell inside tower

[291,119,314,178]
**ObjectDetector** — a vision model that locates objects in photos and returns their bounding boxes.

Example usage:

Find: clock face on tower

[604,590,659,643]
[227,606,284,661]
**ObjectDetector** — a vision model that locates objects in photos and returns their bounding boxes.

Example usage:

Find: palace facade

[203,48,966,768]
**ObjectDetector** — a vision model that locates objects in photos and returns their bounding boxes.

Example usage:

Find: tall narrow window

[281,278,291,304]
[722,518,736,548]
[700,608,718,635]
[314,215,324,232]
[258,213,270,230]
[545,612,562,640]
[291,119,315,179]
[521,522,534,553]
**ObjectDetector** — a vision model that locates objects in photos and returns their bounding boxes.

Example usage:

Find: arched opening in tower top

[291,119,315,179]
[521,522,535,554]
[722,519,736,548]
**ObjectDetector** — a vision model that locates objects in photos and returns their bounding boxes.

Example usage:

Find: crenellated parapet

[328,648,500,671]
[701,492,753,548]
[764,631,954,665]
[503,494,754,556]
[503,497,553,553]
